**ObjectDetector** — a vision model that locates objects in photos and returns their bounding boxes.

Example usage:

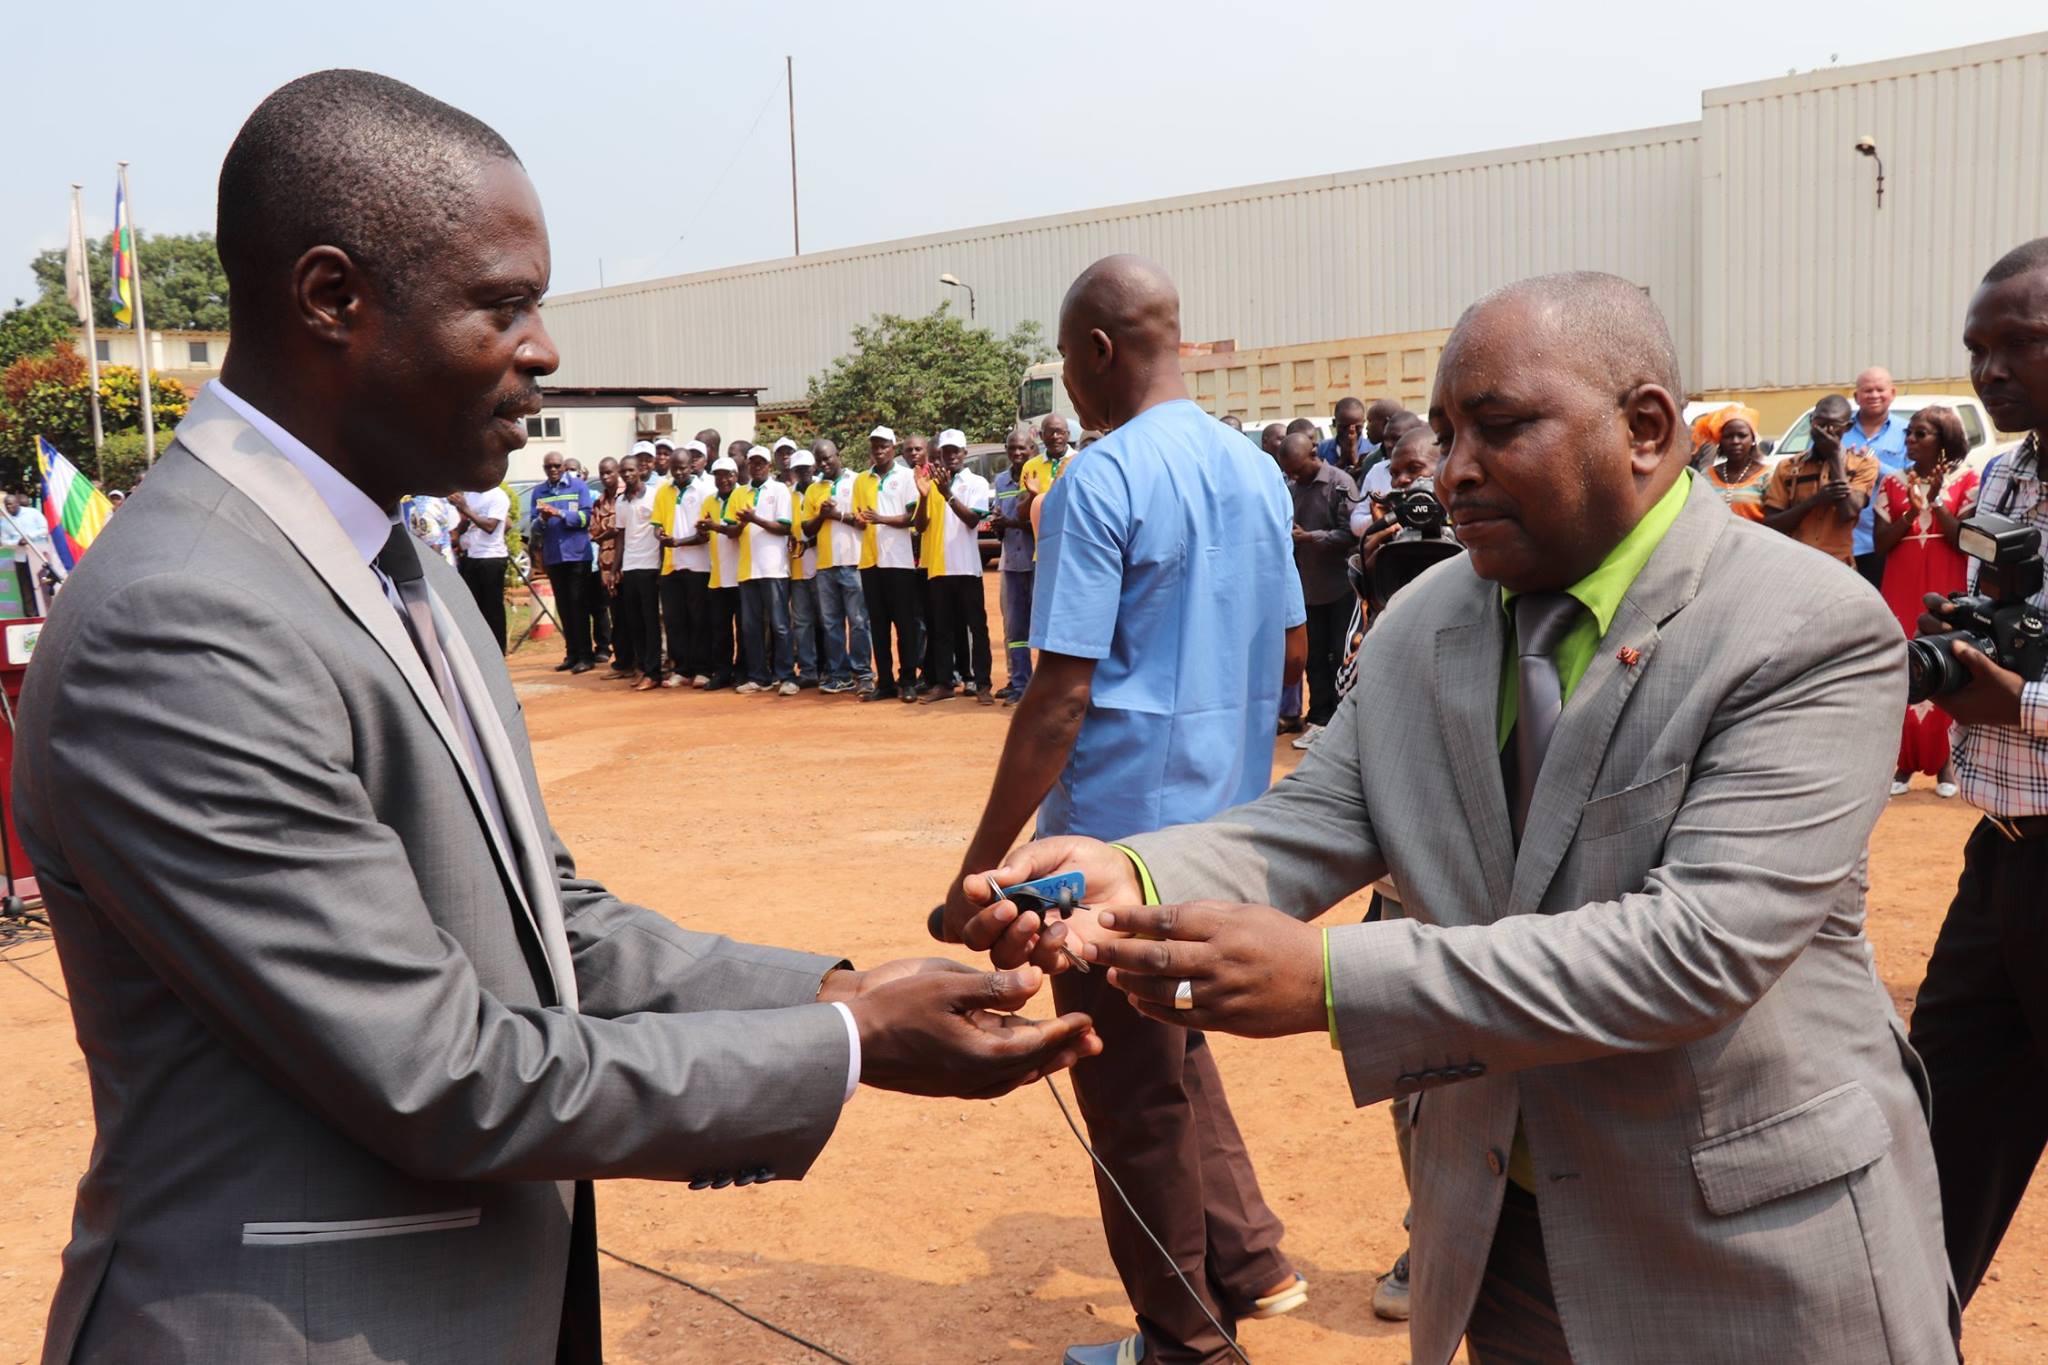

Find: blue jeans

[739,577,793,684]
[815,566,873,683]
[789,577,819,680]
[1000,569,1034,692]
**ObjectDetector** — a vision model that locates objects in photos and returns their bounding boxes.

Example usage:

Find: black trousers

[1908,818,2048,1305]
[704,587,740,686]
[928,573,992,691]
[662,570,709,678]
[912,568,934,686]
[1304,596,1351,727]
[619,569,663,679]
[1855,551,1888,590]
[543,560,595,665]
[457,555,508,653]
[862,567,921,692]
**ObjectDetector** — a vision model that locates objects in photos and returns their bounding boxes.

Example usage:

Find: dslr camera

[1907,510,2048,703]
[1349,478,1464,611]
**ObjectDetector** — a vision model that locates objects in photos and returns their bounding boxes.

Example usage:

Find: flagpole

[68,185,106,478]
[117,162,157,464]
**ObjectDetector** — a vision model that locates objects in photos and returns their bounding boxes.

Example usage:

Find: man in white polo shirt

[451,482,511,652]
[736,446,797,696]
[803,437,874,694]
[657,439,712,686]
[857,425,921,702]
[613,452,666,691]
[916,430,995,704]
[700,455,744,690]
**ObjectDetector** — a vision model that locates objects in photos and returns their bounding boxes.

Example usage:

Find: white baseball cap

[869,425,897,443]
[938,428,967,450]
[683,439,707,456]
[630,440,656,456]
[772,436,798,453]
[653,435,676,449]
[710,456,738,473]
[745,445,771,461]
[789,450,816,468]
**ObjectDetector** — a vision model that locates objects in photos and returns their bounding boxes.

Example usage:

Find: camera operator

[1330,420,1461,1323]
[1905,237,2048,1312]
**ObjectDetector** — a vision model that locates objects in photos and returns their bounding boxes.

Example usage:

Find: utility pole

[787,56,801,256]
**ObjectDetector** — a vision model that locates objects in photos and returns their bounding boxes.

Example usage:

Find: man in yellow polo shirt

[1018,413,1073,544]
[699,455,744,690]
[956,273,1950,1365]
[802,438,873,693]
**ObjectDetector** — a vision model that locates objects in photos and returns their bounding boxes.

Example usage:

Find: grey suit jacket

[1126,478,1956,1365]
[16,389,854,1364]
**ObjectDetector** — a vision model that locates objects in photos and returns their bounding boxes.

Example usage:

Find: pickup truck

[1767,394,2017,476]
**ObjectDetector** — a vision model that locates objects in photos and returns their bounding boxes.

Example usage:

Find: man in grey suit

[964,274,1955,1363]
[13,70,1098,1365]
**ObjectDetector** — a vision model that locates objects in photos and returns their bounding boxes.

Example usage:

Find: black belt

[1986,814,2048,842]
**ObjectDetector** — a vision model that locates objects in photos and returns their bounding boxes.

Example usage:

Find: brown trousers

[1053,969,1292,1365]
[1463,1181,1572,1364]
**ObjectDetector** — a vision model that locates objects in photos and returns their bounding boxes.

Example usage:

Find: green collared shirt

[1496,470,1693,747]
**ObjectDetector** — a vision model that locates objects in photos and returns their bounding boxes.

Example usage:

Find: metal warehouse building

[541,32,2048,432]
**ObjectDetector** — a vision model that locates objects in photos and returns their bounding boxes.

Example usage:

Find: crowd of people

[474,420,1098,705]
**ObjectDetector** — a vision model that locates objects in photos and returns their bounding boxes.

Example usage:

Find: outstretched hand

[937,836,1142,971]
[846,965,1101,1099]
[1080,902,1327,1039]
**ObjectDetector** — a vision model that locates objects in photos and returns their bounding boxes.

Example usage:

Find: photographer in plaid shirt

[1907,237,2048,1317]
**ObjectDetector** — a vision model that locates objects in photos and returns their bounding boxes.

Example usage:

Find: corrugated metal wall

[542,125,1701,402]
[1699,33,2048,391]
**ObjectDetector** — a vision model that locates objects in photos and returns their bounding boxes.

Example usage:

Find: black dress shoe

[570,661,594,674]
[553,658,577,672]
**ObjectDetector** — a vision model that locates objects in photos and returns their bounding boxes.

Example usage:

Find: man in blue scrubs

[939,255,1309,1365]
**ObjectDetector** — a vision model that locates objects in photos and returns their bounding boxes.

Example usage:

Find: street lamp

[1855,136,1885,209]
[939,272,976,321]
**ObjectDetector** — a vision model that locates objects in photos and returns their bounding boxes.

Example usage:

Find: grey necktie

[1510,591,1584,843]
[376,524,461,719]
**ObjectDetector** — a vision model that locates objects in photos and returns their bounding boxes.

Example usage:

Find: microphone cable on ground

[599,1246,859,1365]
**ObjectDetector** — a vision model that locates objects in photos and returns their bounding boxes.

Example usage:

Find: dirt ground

[3,583,2046,1365]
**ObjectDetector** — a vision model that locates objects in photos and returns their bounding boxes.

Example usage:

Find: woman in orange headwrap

[1700,407,1771,521]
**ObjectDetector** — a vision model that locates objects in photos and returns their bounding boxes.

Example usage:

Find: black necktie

[1510,592,1583,843]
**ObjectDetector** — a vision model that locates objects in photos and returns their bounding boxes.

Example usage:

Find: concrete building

[72,328,228,392]
[542,31,2048,435]
[515,386,760,483]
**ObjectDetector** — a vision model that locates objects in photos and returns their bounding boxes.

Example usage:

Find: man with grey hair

[967,270,1952,1365]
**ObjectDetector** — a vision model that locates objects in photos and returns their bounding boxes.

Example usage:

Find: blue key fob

[990,871,1085,914]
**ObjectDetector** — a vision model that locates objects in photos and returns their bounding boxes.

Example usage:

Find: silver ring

[1173,979,1194,1011]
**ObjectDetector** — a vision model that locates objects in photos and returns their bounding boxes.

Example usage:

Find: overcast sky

[6,2,2045,313]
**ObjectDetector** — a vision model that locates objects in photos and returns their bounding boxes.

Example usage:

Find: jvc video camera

[1907,510,2048,703]
[1350,478,1464,611]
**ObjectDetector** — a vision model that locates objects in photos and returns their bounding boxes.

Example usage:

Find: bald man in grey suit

[15,70,1096,1365]
[966,275,1956,1364]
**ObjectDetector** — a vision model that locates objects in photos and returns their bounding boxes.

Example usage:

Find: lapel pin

[1615,646,1642,667]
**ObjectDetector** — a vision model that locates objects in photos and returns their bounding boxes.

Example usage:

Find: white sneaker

[1889,779,1911,797]
[692,674,710,689]
[778,681,799,697]
[1936,781,1960,799]
[661,675,684,688]
[735,682,763,695]
[1291,724,1325,751]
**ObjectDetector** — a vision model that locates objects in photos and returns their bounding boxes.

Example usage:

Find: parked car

[1768,394,2016,476]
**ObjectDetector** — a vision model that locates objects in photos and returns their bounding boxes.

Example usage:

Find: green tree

[0,351,187,492]
[0,298,76,369]
[30,231,229,332]
[805,305,1047,457]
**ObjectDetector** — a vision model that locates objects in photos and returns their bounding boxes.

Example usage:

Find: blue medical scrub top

[1030,398,1307,841]
[1845,412,1910,558]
